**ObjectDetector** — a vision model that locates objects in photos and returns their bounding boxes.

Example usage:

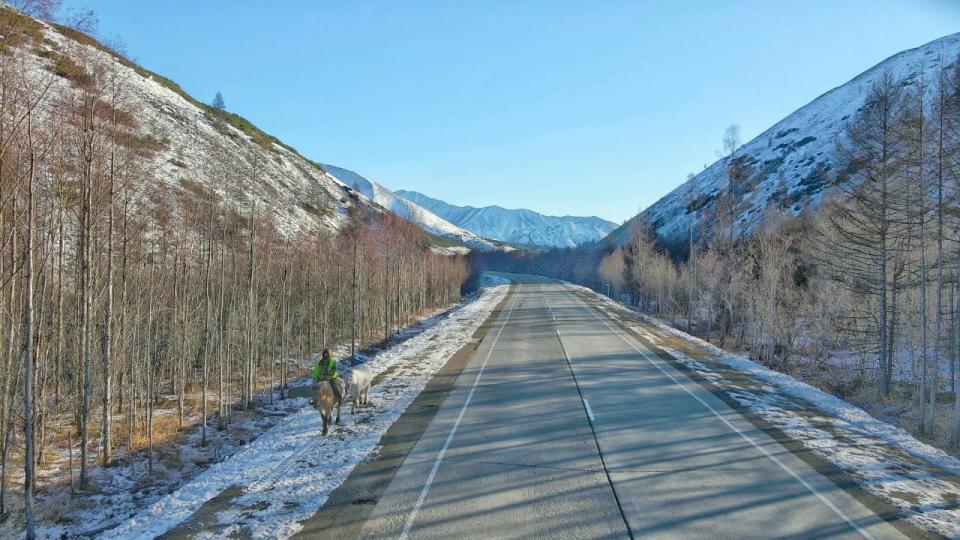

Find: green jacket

[312,356,338,381]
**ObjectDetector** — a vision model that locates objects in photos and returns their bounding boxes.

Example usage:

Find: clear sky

[64,1,959,223]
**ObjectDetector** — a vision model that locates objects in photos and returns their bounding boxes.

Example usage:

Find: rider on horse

[312,349,345,403]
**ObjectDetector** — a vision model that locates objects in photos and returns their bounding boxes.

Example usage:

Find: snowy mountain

[321,165,504,252]
[13,13,500,254]
[396,190,617,248]
[14,18,384,238]
[609,32,960,245]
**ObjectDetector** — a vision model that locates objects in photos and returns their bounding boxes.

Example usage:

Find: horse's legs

[335,404,341,425]
[322,413,329,436]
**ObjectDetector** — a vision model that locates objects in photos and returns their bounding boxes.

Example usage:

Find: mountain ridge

[607,31,960,246]
[320,164,507,252]
[9,12,384,241]
[397,190,617,248]
[8,9,522,256]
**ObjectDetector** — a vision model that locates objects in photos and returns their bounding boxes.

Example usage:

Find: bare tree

[819,72,910,396]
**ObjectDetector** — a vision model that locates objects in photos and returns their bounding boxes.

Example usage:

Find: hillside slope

[609,32,960,245]
[397,190,617,248]
[13,14,398,242]
[321,165,503,251]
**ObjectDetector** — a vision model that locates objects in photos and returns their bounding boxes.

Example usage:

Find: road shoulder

[572,289,939,540]
[292,286,514,539]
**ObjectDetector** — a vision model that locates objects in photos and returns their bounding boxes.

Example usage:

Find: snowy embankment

[97,282,509,540]
[478,273,511,288]
[574,284,960,538]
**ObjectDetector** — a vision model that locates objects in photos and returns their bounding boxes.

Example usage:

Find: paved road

[336,280,908,539]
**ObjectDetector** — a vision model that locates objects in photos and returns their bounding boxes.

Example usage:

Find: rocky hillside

[609,32,960,245]
[397,190,617,248]
[12,11,385,240]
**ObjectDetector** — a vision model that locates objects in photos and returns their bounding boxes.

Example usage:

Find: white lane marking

[556,327,635,539]
[583,399,595,423]
[399,292,520,539]
[567,290,877,540]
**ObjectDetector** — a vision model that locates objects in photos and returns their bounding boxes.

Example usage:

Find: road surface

[304,277,912,539]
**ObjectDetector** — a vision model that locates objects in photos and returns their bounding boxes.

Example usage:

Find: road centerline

[567,289,877,540]
[556,326,635,540]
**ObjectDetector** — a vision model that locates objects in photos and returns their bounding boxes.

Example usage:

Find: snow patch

[98,285,509,539]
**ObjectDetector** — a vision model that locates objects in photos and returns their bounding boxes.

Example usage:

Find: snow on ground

[16,389,310,540]
[97,282,509,540]
[478,273,511,288]
[823,346,956,386]
[574,284,960,538]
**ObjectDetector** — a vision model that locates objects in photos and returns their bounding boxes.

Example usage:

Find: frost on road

[99,284,509,540]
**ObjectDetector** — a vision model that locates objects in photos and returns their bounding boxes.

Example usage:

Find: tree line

[0,4,468,537]
[606,63,960,445]
[480,61,960,452]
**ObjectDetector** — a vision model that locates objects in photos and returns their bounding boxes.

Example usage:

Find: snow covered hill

[397,190,617,248]
[609,32,960,245]
[321,165,504,252]
[17,13,497,254]
[13,18,383,238]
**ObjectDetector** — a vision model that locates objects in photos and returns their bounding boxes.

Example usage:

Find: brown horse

[313,380,343,435]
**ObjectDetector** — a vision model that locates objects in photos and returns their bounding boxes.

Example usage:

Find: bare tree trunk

[245,204,256,408]
[879,201,890,397]
[54,205,64,406]
[147,351,153,475]
[22,124,36,539]
[200,220,212,447]
[932,73,947,438]
[79,168,92,489]
[0,208,15,516]
[0,417,11,516]
[217,234,226,425]
[174,240,184,428]
[915,88,933,435]
[951,250,960,445]
[282,259,290,397]
[887,268,899,395]
[396,255,402,334]
[352,229,358,361]
[101,151,115,466]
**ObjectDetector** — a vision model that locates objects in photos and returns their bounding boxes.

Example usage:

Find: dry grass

[5,387,260,496]
[129,414,183,453]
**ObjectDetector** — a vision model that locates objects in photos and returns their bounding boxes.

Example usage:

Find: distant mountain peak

[321,165,509,252]
[396,190,617,248]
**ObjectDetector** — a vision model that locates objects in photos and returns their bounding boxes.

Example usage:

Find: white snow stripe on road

[583,399,595,423]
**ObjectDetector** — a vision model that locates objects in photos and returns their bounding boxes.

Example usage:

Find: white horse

[312,380,343,435]
[347,365,373,414]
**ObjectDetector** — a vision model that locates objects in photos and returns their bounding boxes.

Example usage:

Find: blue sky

[67,1,959,223]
